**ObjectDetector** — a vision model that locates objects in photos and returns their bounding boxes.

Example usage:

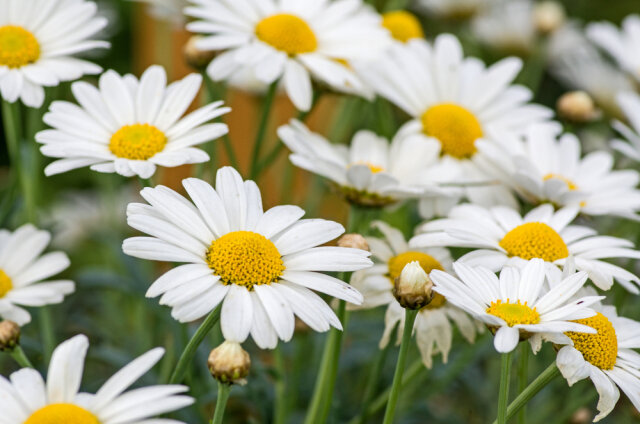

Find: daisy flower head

[277,119,453,207]
[471,0,536,56]
[0,334,194,424]
[349,221,479,368]
[0,0,109,108]
[411,203,640,293]
[380,10,424,44]
[430,258,601,353]
[0,224,73,326]
[123,166,371,349]
[185,0,391,111]
[611,91,640,164]
[587,15,640,83]
[37,65,230,179]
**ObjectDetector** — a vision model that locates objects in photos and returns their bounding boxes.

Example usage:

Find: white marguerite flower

[185,0,391,111]
[587,15,640,83]
[0,334,194,424]
[380,10,424,44]
[123,166,371,349]
[479,122,640,219]
[277,120,453,207]
[349,221,479,368]
[416,0,489,20]
[0,0,109,108]
[471,0,536,56]
[411,203,640,293]
[36,65,230,179]
[0,224,73,326]
[556,301,640,421]
[357,34,552,214]
[430,258,601,353]
[611,91,640,163]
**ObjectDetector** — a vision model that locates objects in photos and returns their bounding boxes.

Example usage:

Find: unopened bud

[208,341,251,385]
[337,234,370,251]
[534,1,565,35]
[393,261,433,309]
[184,36,216,70]
[569,407,592,424]
[557,91,598,123]
[0,320,20,352]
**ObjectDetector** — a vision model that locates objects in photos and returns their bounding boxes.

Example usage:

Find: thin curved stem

[273,345,287,424]
[249,81,278,179]
[517,344,529,424]
[211,381,231,424]
[497,351,514,424]
[9,346,34,368]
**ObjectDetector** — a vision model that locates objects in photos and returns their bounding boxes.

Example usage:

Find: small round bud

[557,91,598,123]
[393,261,434,310]
[0,320,20,352]
[337,234,370,251]
[534,1,565,35]
[569,407,592,424]
[208,341,251,385]
[184,36,216,70]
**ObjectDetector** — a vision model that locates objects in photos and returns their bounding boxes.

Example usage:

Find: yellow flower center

[499,222,569,262]
[388,251,444,281]
[206,231,285,290]
[486,300,540,327]
[0,269,12,298]
[109,124,167,160]
[543,173,578,191]
[255,14,317,55]
[566,312,618,371]
[381,11,424,43]
[349,161,385,174]
[24,404,100,424]
[423,292,447,310]
[421,103,483,159]
[0,25,40,68]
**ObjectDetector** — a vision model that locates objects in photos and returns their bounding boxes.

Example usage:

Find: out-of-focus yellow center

[0,25,40,68]
[543,173,578,191]
[421,103,483,159]
[255,14,317,55]
[206,231,284,290]
[486,300,540,327]
[109,124,167,160]
[24,404,100,424]
[0,269,12,298]
[349,161,385,174]
[381,11,424,43]
[499,222,569,262]
[567,312,618,371]
[388,251,444,281]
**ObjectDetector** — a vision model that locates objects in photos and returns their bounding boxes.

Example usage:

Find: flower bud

[184,36,216,70]
[337,233,370,251]
[569,407,592,424]
[208,341,251,385]
[393,261,434,310]
[557,91,598,123]
[0,320,20,352]
[534,1,565,35]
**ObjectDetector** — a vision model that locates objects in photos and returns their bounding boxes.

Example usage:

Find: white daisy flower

[123,166,371,349]
[357,34,552,213]
[430,258,601,353]
[587,15,640,83]
[0,224,73,326]
[277,119,452,207]
[556,302,640,421]
[0,0,109,108]
[185,0,391,111]
[380,10,424,44]
[479,122,640,219]
[471,0,536,56]
[611,91,640,163]
[36,65,230,179]
[349,221,479,368]
[0,334,194,424]
[411,203,640,293]
[416,0,489,20]
[133,0,188,25]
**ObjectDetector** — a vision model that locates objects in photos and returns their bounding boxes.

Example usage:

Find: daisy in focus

[0,334,194,423]
[0,224,73,325]
[123,166,371,349]
[430,258,601,353]
[36,65,230,179]
[0,0,109,107]
[611,91,640,163]
[411,203,640,293]
[185,0,391,111]
[277,120,453,207]
[587,15,640,83]
[349,221,479,368]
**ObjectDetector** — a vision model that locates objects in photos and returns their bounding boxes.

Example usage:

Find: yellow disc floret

[0,269,12,298]
[499,222,569,262]
[349,161,385,174]
[486,300,541,326]
[388,251,444,281]
[543,173,578,191]
[566,312,618,371]
[24,404,101,424]
[381,11,424,43]
[206,231,284,290]
[109,124,167,160]
[0,25,40,68]
[421,103,483,159]
[256,14,317,55]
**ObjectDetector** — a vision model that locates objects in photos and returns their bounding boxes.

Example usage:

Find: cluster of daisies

[2,0,640,422]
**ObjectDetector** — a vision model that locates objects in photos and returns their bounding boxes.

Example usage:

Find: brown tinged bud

[569,407,592,424]
[337,233,370,252]
[393,261,434,310]
[533,1,565,35]
[0,320,20,352]
[184,36,217,70]
[557,91,599,123]
[208,341,251,385]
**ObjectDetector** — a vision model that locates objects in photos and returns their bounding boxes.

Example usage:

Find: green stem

[211,381,231,424]
[2,100,21,173]
[273,345,287,424]
[517,344,529,424]
[249,81,278,179]
[138,177,152,188]
[382,309,418,424]
[39,308,55,362]
[169,306,221,384]
[9,346,34,368]
[497,351,514,424]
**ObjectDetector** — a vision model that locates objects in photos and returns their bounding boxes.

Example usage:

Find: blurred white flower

[612,91,640,163]
[134,0,188,26]
[587,14,640,84]
[472,0,536,56]
[380,10,424,44]
[416,0,489,20]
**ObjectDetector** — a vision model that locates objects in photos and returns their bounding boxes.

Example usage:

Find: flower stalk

[211,381,231,424]
[498,351,514,424]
